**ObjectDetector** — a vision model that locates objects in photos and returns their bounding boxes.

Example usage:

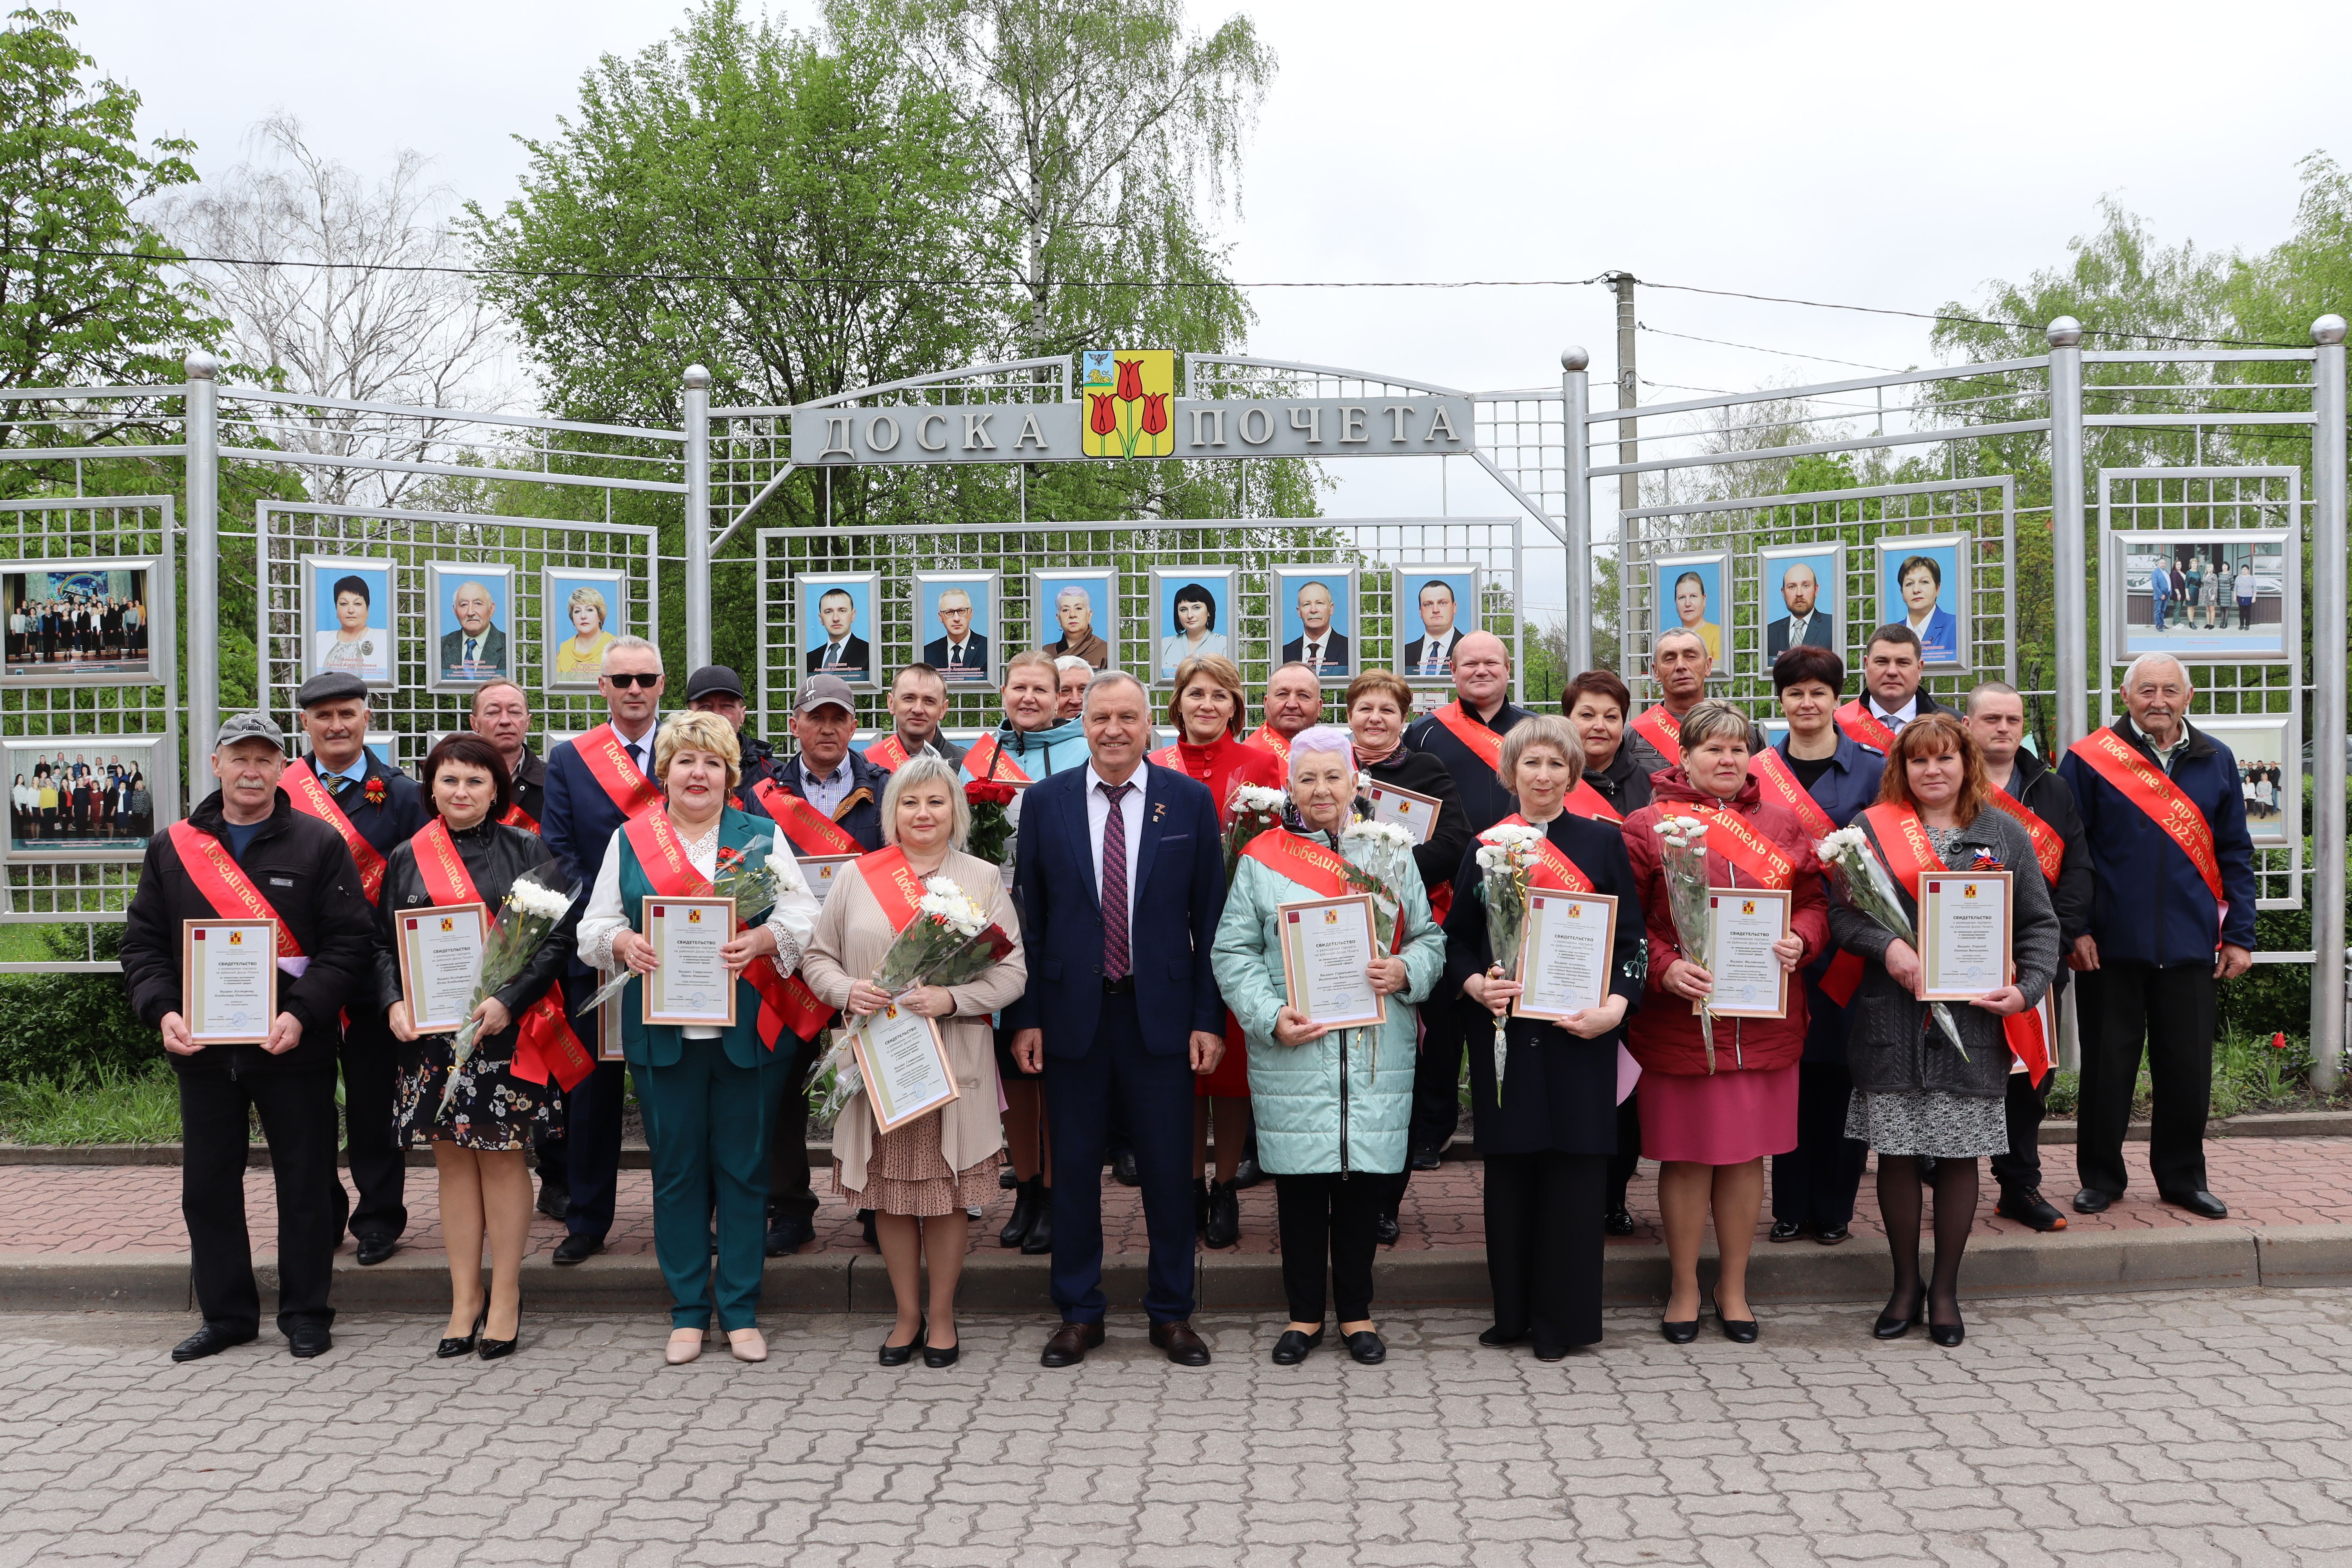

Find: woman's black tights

[1877,1154,1976,1328]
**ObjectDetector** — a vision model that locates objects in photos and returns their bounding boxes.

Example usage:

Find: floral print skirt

[396,1038,556,1152]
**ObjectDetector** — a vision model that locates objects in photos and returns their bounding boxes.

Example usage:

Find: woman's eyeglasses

[602,672,661,689]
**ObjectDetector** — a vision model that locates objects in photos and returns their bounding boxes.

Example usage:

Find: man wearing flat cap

[285,671,424,1265]
[120,713,377,1362]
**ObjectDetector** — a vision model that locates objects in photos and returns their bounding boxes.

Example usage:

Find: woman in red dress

[1154,654,1285,1247]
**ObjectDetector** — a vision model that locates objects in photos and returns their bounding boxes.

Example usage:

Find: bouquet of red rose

[964,778,1016,866]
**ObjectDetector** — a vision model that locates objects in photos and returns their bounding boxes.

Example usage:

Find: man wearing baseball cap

[684,664,784,806]
[120,713,376,1362]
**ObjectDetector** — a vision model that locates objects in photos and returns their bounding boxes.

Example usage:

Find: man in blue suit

[1008,671,1227,1368]
[540,635,667,1264]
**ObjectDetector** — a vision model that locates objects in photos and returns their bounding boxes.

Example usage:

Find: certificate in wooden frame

[1916,869,2013,1002]
[181,918,279,1045]
[642,896,737,1027]
[1275,891,1385,1029]
[1703,886,1792,1019]
[394,902,488,1034]
[847,1004,961,1135]
[1364,778,1443,843]
[1512,889,1619,1023]
[796,853,860,907]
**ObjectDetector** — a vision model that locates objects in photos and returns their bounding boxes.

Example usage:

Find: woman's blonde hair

[1497,714,1582,788]
[654,710,742,788]
[1166,653,1245,737]
[880,754,971,850]
[566,585,608,628]
[1677,698,1754,757]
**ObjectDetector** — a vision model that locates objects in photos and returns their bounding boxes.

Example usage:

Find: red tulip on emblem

[1140,392,1169,437]
[1114,358,1144,401]
[1089,392,1117,436]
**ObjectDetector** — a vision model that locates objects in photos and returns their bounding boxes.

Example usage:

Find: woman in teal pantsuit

[576,710,822,1365]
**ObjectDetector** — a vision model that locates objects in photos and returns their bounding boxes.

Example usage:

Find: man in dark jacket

[1966,682,2097,1233]
[469,678,559,1212]
[2059,654,2256,1220]
[120,713,376,1362]
[1836,624,1955,750]
[684,663,783,804]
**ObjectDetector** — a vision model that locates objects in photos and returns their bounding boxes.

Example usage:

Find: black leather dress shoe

[354,1234,399,1267]
[1815,1224,1852,1245]
[552,1233,604,1265]
[535,1177,569,1220]
[171,1324,256,1363]
[1477,1325,1526,1347]
[1040,1319,1105,1368]
[2164,1189,2229,1220]
[287,1323,332,1359]
[880,1319,925,1367]
[1202,1180,1240,1249]
[2071,1188,2115,1214]
[1374,1210,1401,1247]
[1711,1297,1759,1345]
[1408,1147,1442,1172]
[1271,1327,1324,1365]
[1995,1188,2068,1232]
[1341,1329,1387,1365]
[922,1338,960,1368]
[1603,1207,1636,1237]
[478,1328,519,1361]
[764,1214,814,1258]
[1532,1342,1570,1363]
[1150,1319,1211,1366]
[1768,1220,1806,1243]
[1020,1199,1054,1255]
[1230,1154,1264,1190]
[1928,1302,1965,1348]
[998,1164,1019,1190]
[1112,1149,1141,1186]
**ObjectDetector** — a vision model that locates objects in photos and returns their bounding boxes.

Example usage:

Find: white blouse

[575,818,822,1041]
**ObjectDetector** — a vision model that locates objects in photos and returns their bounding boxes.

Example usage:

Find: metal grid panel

[754,517,1524,736]
[1475,393,1567,524]
[259,502,660,771]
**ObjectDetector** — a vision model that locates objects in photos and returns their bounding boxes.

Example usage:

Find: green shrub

[0,924,154,1085]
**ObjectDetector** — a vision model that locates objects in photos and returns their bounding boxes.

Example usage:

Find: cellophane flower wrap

[442,862,582,1114]
[1653,815,1719,1073]
[1474,824,1545,1101]
[1224,783,1288,882]
[578,835,790,1017]
[1340,817,1417,953]
[1815,826,1969,1060]
[964,779,1016,866]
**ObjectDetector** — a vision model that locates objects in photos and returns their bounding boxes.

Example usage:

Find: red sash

[1682,804,1798,889]
[1561,779,1622,824]
[1430,702,1505,773]
[1148,743,1183,768]
[407,819,590,1091]
[761,784,863,857]
[1630,706,1682,767]
[1986,782,2065,886]
[575,724,665,820]
[498,802,540,833]
[1747,747,1836,841]
[2066,728,2225,908]
[1491,815,1597,893]
[962,733,1033,785]
[863,733,912,772]
[1242,828,1411,953]
[167,820,303,959]
[622,811,826,1047]
[1833,701,1897,753]
[1246,723,1292,765]
[280,759,387,905]
[853,845,932,933]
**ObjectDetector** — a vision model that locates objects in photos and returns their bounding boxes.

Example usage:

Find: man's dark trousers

[1409,1003,1468,1154]
[768,1031,826,1223]
[2076,960,2217,1198]
[333,1011,407,1242]
[1044,988,1195,1324]
[181,1069,341,1336]
[564,1052,632,1241]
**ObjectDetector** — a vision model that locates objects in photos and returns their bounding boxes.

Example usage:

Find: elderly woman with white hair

[800,754,1027,1368]
[1210,724,1449,1367]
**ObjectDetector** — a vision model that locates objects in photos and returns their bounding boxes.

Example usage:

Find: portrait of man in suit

[436,577,508,682]
[1279,578,1352,678]
[1764,560,1835,657]
[922,586,990,681]
[804,586,871,679]
[1042,583,1109,669]
[1401,578,1463,677]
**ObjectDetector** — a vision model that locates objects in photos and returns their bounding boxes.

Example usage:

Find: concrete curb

[11,1221,2345,1316]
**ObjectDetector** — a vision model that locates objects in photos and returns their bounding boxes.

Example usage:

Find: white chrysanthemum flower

[505,882,572,921]
[1232,784,1287,812]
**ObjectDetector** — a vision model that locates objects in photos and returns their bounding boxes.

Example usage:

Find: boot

[1020,1189,1055,1255]
[1203,1178,1240,1249]
[1194,1177,1210,1237]
[999,1176,1043,1249]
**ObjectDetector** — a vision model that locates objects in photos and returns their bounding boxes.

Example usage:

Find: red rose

[964,780,1016,808]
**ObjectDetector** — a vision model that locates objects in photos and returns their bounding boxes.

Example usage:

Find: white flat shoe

[665,1329,704,1365]
[727,1327,768,1363]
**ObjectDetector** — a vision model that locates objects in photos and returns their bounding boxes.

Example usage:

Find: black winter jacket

[371,819,578,1063]
[1360,748,1472,897]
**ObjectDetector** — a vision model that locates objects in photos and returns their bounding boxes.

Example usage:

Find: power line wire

[1637,323,1903,372]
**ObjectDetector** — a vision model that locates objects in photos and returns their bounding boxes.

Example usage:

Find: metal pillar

[183,352,220,764]
[2047,319,2087,749]
[682,364,712,675]
[1613,275,1638,517]
[1563,347,1593,673]
[2310,314,2347,1088]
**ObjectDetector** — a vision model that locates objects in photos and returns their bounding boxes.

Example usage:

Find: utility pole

[1613,272,1638,517]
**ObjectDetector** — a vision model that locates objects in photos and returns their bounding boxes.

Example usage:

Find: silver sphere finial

[2046,317,2083,348]
[184,350,218,380]
[1562,346,1590,372]
[2312,314,2347,347]
[684,363,712,390]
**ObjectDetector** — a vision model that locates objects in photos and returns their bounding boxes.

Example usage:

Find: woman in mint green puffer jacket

[1209,725,1449,1368]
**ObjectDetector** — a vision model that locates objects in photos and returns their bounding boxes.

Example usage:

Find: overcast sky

[81,0,2352,613]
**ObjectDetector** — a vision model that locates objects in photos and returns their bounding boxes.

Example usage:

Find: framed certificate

[394,902,486,1034]
[798,854,858,908]
[1513,891,1619,1022]
[642,896,736,1027]
[1365,780,1442,843]
[1918,870,2012,1001]
[1276,893,1384,1029]
[595,969,626,1061]
[848,1002,961,1134]
[1705,887,1791,1019]
[181,919,278,1045]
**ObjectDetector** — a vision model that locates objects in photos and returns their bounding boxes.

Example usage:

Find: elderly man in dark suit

[1008,671,1227,1368]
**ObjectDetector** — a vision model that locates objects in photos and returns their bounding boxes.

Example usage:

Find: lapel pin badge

[1152,802,1166,822]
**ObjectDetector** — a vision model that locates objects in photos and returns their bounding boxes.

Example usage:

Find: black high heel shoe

[1873,1286,1927,1341]
[1927,1300,1965,1348]
[1659,1310,1700,1346]
[436,1306,486,1359]
[1710,1295,1759,1345]
[879,1318,926,1367]
[479,1305,520,1361]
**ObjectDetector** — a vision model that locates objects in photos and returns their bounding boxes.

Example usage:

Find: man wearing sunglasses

[540,635,667,1264]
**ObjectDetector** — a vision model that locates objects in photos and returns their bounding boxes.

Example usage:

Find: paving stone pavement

[4,1287,2352,1566]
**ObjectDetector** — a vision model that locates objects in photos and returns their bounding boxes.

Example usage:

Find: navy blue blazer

[305,746,424,862]
[541,728,661,980]
[1005,761,1225,1057]
[2060,717,2258,966]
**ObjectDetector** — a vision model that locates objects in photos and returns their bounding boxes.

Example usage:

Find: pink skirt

[1636,1063,1799,1165]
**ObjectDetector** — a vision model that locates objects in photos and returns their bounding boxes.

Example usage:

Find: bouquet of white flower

[1652,815,1719,1073]
[1224,782,1288,882]
[443,862,582,1114]
[872,875,993,996]
[807,1033,861,1130]
[1340,817,1417,951]
[1815,826,1969,1060]
[1473,823,1547,1099]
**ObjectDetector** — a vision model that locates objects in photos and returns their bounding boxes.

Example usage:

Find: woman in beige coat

[800,755,1027,1368]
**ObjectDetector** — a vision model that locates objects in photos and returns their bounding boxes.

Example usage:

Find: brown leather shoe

[1149,1319,1211,1366]
[1039,1319,1105,1368]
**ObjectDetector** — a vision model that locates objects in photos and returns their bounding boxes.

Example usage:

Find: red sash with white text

[2065,729,2225,909]
[1246,723,1292,766]
[622,810,822,1047]
[1432,701,1506,773]
[498,802,540,833]
[1491,815,1598,894]
[1986,783,2065,887]
[576,724,665,820]
[1243,829,1408,953]
[1682,804,1798,890]
[167,820,303,959]
[853,845,931,935]
[1630,706,1683,767]
[1747,748,1835,841]
[280,759,387,904]
[1561,779,1622,824]
[408,819,590,1091]
[863,734,912,773]
[762,784,863,858]
[1833,701,1897,754]
[962,733,1033,786]
[1148,743,1183,768]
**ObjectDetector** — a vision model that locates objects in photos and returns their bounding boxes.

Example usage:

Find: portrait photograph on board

[7,735,165,860]
[1,559,156,685]
[799,570,879,689]
[1756,542,1844,670]
[300,556,394,689]
[1031,568,1116,670]
[1395,563,1481,682]
[1651,550,1729,673]
[544,566,628,690]
[1151,567,1236,681]
[915,570,999,686]
[424,562,515,693]
[1875,535,1969,668]
[2109,529,2292,664]
[1273,565,1356,682]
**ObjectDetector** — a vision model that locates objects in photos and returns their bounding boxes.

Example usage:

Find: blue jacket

[1773,735,1885,1065]
[764,750,890,853]
[305,745,424,861]
[2059,717,2258,965]
[542,725,659,979]
[1005,761,1225,1057]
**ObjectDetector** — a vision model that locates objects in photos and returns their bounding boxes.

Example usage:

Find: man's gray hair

[1082,670,1147,714]
[1054,654,1091,675]
[2121,652,2191,692]
[879,754,970,851]
[603,635,663,674]
[1653,627,1709,662]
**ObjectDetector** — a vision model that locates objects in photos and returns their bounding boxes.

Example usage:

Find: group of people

[13,755,150,843]
[2241,759,2285,821]
[2148,553,2259,631]
[118,595,2259,1369]
[6,593,145,665]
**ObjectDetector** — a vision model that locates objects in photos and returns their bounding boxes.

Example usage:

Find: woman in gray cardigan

[1829,715,2059,1348]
